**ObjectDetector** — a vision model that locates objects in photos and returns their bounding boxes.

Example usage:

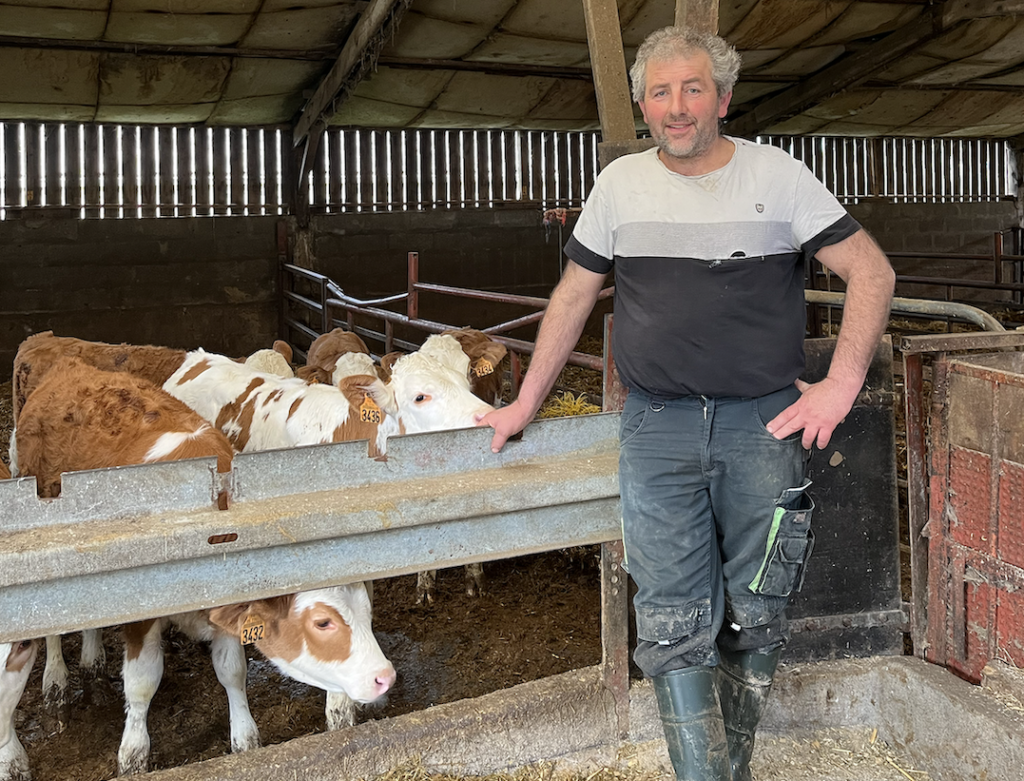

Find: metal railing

[281,250,614,397]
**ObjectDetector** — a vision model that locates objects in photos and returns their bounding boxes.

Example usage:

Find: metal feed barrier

[0,414,622,643]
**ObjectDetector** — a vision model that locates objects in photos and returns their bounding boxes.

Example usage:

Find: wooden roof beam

[292,0,409,147]
[726,0,1024,139]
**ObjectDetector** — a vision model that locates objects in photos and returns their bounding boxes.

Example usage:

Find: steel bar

[805,290,1005,332]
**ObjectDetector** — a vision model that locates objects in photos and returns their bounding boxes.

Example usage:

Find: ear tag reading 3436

[241,613,265,645]
[360,395,382,424]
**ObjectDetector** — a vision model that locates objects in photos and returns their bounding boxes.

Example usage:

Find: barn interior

[3,1,1024,780]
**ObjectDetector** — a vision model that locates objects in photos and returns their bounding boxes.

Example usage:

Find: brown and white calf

[414,330,508,603]
[163,337,494,728]
[164,336,494,455]
[0,640,37,781]
[14,360,395,775]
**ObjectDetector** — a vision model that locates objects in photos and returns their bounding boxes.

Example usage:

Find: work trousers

[619,385,814,678]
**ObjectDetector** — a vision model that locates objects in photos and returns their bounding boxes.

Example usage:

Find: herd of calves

[0,326,509,780]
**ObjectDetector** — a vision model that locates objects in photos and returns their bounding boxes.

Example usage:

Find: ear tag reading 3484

[473,358,494,377]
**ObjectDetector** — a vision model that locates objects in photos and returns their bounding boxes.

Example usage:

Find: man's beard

[651,115,718,163]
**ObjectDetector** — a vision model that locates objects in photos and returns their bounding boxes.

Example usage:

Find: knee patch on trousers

[634,598,718,674]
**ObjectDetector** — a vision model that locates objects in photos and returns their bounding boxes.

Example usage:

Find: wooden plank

[390,130,404,211]
[102,125,119,218]
[327,129,343,211]
[308,126,326,213]
[230,127,245,215]
[122,126,139,217]
[176,127,194,217]
[3,123,23,210]
[23,122,41,207]
[140,125,158,218]
[403,129,418,210]
[343,129,359,212]
[43,123,62,208]
[84,123,101,218]
[247,127,264,216]
[195,127,212,216]
[212,128,229,216]
[420,130,436,208]
[581,0,636,144]
[66,124,84,212]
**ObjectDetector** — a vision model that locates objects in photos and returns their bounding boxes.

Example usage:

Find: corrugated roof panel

[103,12,252,45]
[808,89,948,126]
[98,54,231,105]
[409,108,516,128]
[432,71,554,118]
[94,103,214,122]
[909,20,1024,85]
[620,0,673,47]
[351,66,453,108]
[894,90,1019,135]
[383,11,490,59]
[1,0,106,9]
[208,95,305,124]
[466,33,591,67]
[412,0,516,27]
[0,102,96,121]
[501,0,589,40]
[728,0,852,49]
[0,48,99,106]
[112,0,258,12]
[807,2,921,46]
[0,6,107,39]
[329,94,427,127]
[755,44,844,76]
[524,79,600,125]
[220,59,325,101]
[241,6,360,50]
[719,0,762,39]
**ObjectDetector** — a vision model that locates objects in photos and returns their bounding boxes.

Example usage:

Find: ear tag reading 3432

[241,613,265,645]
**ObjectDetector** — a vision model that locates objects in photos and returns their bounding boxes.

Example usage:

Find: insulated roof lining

[0,0,1022,137]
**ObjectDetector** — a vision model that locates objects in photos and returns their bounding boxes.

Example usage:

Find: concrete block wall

[310,207,567,299]
[848,200,1020,303]
[0,213,281,380]
[0,199,1019,381]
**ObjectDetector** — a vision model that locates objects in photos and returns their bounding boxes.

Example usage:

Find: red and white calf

[0,640,37,781]
[14,360,394,775]
[163,337,494,729]
[414,330,508,604]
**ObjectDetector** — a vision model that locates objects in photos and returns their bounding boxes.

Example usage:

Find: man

[479,26,894,781]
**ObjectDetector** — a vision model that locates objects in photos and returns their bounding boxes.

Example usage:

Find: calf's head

[361,345,495,435]
[209,584,395,703]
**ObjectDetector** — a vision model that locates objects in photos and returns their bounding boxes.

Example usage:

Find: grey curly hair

[629,26,741,103]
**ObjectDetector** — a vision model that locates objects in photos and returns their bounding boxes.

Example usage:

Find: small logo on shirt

[756,203,765,213]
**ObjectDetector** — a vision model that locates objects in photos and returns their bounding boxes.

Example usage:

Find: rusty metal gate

[904,333,1024,681]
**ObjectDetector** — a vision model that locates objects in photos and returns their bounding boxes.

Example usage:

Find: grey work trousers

[618,385,814,678]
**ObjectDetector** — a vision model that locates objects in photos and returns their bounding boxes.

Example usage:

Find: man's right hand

[476,400,537,453]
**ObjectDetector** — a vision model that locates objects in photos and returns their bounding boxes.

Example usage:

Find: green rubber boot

[652,666,733,781]
[716,648,782,781]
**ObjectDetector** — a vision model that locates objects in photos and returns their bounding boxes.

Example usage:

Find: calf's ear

[209,595,293,634]
[341,375,398,416]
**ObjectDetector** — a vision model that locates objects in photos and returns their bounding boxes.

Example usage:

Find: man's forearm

[516,261,608,416]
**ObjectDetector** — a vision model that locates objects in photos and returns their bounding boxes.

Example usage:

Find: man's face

[638,51,732,165]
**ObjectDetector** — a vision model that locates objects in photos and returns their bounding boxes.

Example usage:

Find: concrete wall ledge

[137,656,1024,781]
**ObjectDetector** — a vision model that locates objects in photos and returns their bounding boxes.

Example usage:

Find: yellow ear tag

[360,395,382,424]
[473,358,494,377]
[241,613,265,645]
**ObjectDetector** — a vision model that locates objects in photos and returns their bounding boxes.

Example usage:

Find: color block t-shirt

[564,138,860,398]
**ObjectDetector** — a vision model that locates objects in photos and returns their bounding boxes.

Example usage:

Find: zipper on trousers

[700,396,708,420]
